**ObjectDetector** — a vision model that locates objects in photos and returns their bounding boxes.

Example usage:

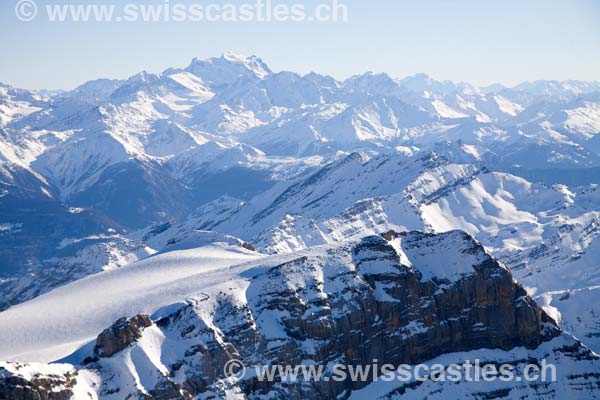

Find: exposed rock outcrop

[94,314,152,357]
[2,231,599,399]
[0,363,78,400]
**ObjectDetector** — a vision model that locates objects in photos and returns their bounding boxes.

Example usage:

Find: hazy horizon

[3,51,600,93]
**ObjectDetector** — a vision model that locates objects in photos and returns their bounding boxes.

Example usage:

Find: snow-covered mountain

[1,53,600,399]
[200,150,600,353]
[1,231,600,399]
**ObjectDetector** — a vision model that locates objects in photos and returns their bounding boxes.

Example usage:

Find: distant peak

[187,53,272,80]
[191,52,264,66]
[400,72,434,83]
[221,51,248,62]
[345,71,397,84]
[128,70,160,82]
[412,72,432,79]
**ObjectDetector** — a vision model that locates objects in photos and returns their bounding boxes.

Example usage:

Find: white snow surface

[0,239,262,363]
[0,231,492,364]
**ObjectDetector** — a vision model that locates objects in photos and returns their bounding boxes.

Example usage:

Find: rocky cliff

[1,231,599,399]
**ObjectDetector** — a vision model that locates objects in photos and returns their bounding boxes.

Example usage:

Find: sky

[1,0,599,90]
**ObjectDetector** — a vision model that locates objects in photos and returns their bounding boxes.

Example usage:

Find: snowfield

[0,234,263,363]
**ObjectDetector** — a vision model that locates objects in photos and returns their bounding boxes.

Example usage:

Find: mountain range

[1,52,599,399]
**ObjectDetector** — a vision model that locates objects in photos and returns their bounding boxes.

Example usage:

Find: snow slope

[1,231,600,399]
[0,232,262,363]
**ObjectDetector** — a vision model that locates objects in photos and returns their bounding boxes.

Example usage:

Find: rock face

[2,231,600,399]
[94,314,153,357]
[219,231,558,398]
[0,363,78,400]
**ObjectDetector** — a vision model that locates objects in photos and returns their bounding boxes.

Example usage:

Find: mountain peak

[220,50,249,62]
[342,72,401,95]
[398,73,457,94]
[184,53,272,88]
[411,72,433,80]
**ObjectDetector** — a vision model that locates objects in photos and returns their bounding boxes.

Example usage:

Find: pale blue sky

[1,0,599,90]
